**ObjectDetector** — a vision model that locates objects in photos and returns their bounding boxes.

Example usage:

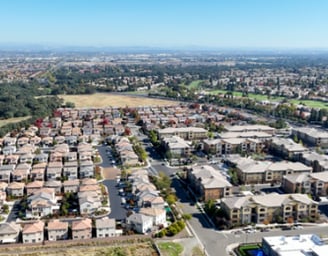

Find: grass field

[180,80,203,89]
[0,116,31,127]
[209,89,328,109]
[290,99,328,109]
[158,242,183,256]
[209,89,284,101]
[60,93,180,108]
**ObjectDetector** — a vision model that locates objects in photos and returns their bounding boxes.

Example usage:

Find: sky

[0,0,328,49]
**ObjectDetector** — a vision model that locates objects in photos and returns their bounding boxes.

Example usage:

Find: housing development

[2,52,328,256]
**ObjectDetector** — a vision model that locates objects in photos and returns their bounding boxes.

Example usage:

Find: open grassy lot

[0,116,31,127]
[158,242,183,256]
[60,93,179,108]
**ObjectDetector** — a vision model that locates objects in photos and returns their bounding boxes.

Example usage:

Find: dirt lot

[102,167,120,180]
[60,93,179,108]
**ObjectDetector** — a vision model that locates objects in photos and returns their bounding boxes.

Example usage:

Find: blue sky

[1,0,327,48]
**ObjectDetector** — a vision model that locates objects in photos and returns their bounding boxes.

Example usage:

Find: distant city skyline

[1,0,328,49]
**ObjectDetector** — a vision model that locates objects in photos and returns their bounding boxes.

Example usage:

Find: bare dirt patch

[60,93,179,108]
[102,167,120,180]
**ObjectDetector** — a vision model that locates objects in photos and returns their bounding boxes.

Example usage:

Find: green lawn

[210,89,328,109]
[180,80,203,89]
[209,89,285,101]
[290,99,328,109]
[158,242,184,256]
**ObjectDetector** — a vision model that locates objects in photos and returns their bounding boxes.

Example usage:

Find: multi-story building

[157,127,208,141]
[283,171,328,196]
[162,136,191,159]
[292,127,328,148]
[187,165,232,201]
[221,193,318,225]
[227,155,312,184]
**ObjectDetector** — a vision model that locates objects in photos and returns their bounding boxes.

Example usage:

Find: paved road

[97,145,127,221]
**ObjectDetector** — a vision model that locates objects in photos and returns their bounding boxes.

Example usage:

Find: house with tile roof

[22,221,44,243]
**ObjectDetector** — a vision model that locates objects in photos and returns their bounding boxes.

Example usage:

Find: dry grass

[0,116,31,127]
[0,241,158,256]
[60,93,179,108]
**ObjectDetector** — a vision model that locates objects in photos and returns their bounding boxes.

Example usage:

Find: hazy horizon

[1,0,328,49]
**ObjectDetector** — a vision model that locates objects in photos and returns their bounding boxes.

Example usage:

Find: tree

[166,194,177,205]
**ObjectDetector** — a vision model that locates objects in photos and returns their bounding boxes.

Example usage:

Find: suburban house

[95,217,117,238]
[78,191,102,215]
[44,180,62,195]
[63,161,78,180]
[46,161,63,181]
[0,222,21,244]
[26,188,59,218]
[187,165,232,201]
[34,153,48,163]
[137,189,165,209]
[25,181,44,195]
[71,218,92,240]
[30,163,46,181]
[220,193,318,226]
[47,220,69,241]
[139,207,167,226]
[126,213,153,234]
[7,182,25,197]
[79,160,94,178]
[63,179,80,193]
[0,164,14,183]
[22,221,44,244]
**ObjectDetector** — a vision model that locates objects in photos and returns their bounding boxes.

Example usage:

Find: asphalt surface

[98,145,127,221]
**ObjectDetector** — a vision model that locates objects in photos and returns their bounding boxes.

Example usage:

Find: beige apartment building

[157,127,208,141]
[187,165,232,201]
[227,155,312,184]
[221,193,318,225]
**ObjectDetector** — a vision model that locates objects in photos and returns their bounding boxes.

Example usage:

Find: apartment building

[221,193,318,225]
[283,171,328,196]
[157,127,208,141]
[227,155,312,184]
[187,165,232,201]
[292,127,328,148]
